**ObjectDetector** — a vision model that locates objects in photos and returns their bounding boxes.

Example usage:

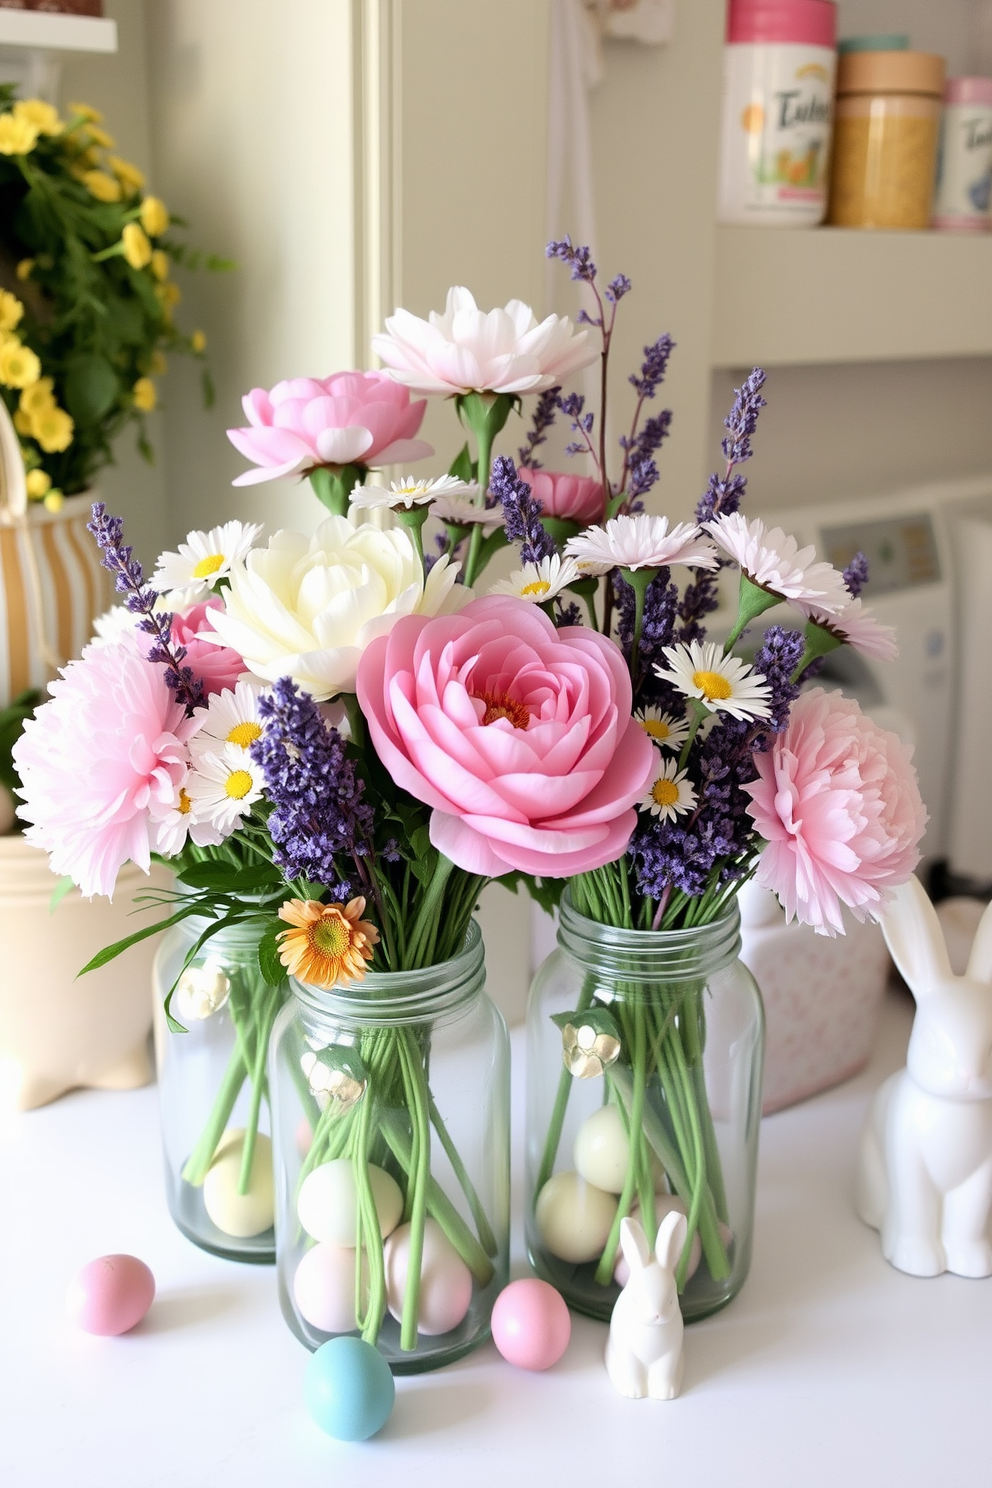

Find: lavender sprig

[721,368,767,467]
[87,502,203,711]
[843,551,869,598]
[253,677,374,893]
[546,236,597,285]
[490,455,556,565]
[517,386,560,470]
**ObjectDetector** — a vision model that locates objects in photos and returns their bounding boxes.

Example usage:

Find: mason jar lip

[289,918,485,1025]
[557,889,742,978]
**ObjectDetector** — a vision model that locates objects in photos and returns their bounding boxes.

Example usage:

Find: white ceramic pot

[0,835,169,1111]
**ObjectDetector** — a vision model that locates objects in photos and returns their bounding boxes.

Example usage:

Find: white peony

[372,286,597,396]
[203,516,469,700]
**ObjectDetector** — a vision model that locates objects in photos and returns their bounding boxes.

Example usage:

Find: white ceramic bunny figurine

[856,874,992,1278]
[605,1211,687,1399]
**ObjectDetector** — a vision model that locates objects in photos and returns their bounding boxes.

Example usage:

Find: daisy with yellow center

[636,707,690,752]
[13,99,63,137]
[348,473,476,511]
[639,757,697,823]
[277,897,380,990]
[0,339,41,390]
[0,290,24,334]
[29,403,74,453]
[189,681,263,764]
[490,553,581,605]
[0,112,40,156]
[20,376,55,417]
[152,520,263,597]
[151,773,225,855]
[655,639,772,722]
[184,745,265,836]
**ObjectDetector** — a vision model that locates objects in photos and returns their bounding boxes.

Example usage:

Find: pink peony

[12,639,196,898]
[518,466,606,525]
[172,598,246,697]
[356,595,657,878]
[743,688,928,936]
[227,371,433,486]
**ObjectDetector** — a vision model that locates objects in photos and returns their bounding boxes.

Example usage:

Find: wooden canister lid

[836,50,946,98]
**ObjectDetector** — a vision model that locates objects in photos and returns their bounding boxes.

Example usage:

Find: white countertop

[3,987,990,1488]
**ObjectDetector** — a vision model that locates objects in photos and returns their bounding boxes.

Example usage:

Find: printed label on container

[933,104,992,225]
[719,43,836,225]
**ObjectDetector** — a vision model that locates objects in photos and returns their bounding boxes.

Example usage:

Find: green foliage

[0,688,40,799]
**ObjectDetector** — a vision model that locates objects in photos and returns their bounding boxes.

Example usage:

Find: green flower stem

[534,976,596,1194]
[666,1012,708,1289]
[355,1098,388,1345]
[181,1043,247,1186]
[723,572,781,651]
[398,1032,431,1351]
[456,391,513,589]
[379,1114,494,1286]
[395,506,430,580]
[237,982,283,1195]
[678,697,711,772]
[429,1094,498,1256]
[621,566,655,677]
[404,856,455,967]
[682,990,729,1223]
[595,999,647,1284]
[308,463,366,516]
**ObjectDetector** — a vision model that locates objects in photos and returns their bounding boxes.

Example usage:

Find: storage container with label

[933,77,992,232]
[718,0,838,227]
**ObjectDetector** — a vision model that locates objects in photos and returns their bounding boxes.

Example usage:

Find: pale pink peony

[227,371,433,486]
[12,638,196,898]
[356,595,657,878]
[518,466,606,525]
[743,688,928,936]
[172,598,246,697]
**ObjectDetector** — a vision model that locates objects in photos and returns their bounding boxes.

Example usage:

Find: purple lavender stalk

[517,386,560,470]
[490,455,556,565]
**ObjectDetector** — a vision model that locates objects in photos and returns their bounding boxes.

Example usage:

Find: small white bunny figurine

[856,874,992,1278]
[605,1211,687,1399]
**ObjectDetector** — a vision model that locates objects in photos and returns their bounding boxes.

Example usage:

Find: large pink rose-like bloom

[518,466,606,525]
[227,371,433,487]
[173,598,246,697]
[356,596,657,878]
[12,638,196,898]
[744,688,927,937]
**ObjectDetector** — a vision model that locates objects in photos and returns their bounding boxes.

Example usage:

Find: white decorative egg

[202,1128,274,1238]
[535,1170,617,1263]
[293,1243,369,1333]
[573,1104,631,1193]
[383,1219,473,1336]
[297,1158,403,1246]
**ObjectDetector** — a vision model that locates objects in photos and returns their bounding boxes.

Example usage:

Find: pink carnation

[518,466,606,525]
[356,595,656,878]
[227,371,433,486]
[173,598,246,697]
[12,639,195,898]
[743,688,928,936]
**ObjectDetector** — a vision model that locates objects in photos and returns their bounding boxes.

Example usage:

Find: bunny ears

[619,1211,688,1275]
[881,874,992,993]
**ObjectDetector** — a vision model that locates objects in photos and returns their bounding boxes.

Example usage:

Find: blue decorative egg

[304,1337,395,1442]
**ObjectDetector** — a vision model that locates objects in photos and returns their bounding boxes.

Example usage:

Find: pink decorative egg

[66,1254,155,1336]
[294,1244,369,1333]
[491,1278,571,1370]
[383,1219,473,1336]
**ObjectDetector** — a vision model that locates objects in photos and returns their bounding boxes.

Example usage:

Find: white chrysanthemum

[636,707,690,752]
[372,286,597,396]
[564,514,719,574]
[639,757,697,822]
[184,745,265,836]
[90,604,138,647]
[152,520,263,596]
[151,770,225,856]
[656,639,772,721]
[349,473,477,511]
[188,680,264,762]
[704,513,848,614]
[801,595,898,662]
[489,554,581,604]
[431,493,504,532]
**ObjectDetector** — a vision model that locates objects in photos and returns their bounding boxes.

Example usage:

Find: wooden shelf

[0,9,116,53]
[712,225,992,368]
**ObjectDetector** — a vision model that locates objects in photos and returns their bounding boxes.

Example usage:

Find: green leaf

[50,876,75,914]
[175,860,280,893]
[64,352,118,426]
[448,442,476,484]
[257,923,286,988]
[494,870,566,917]
[77,903,202,976]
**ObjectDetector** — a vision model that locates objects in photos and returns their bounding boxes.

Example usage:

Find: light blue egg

[305,1337,395,1442]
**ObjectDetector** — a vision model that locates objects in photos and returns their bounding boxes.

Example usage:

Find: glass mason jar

[269,921,510,1374]
[526,893,764,1323]
[153,914,289,1263]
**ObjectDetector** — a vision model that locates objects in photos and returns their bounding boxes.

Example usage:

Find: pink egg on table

[491,1278,571,1370]
[66,1255,155,1336]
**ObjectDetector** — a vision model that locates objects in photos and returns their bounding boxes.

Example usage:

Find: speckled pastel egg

[383,1218,473,1336]
[491,1278,571,1370]
[305,1336,395,1441]
[66,1254,155,1336]
[535,1170,617,1264]
[613,1194,701,1286]
[202,1128,274,1238]
[293,1244,369,1334]
[573,1105,631,1193]
[297,1159,403,1246]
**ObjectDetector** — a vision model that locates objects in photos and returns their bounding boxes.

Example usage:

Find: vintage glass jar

[153,913,288,1263]
[526,893,764,1323]
[269,921,510,1373]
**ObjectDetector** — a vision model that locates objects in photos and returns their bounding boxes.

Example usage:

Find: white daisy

[431,493,504,532]
[151,771,226,856]
[656,639,772,722]
[636,707,690,752]
[564,514,719,574]
[639,757,697,822]
[152,520,263,596]
[489,554,581,604]
[188,680,264,762]
[184,745,265,836]
[800,595,898,662]
[704,513,848,614]
[349,474,477,511]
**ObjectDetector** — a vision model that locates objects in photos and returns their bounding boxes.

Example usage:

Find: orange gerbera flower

[277,897,379,989]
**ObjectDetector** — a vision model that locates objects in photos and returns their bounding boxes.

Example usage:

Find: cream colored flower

[349,473,475,511]
[184,745,265,836]
[489,553,581,604]
[204,515,470,700]
[140,196,169,237]
[656,639,772,722]
[122,222,152,269]
[188,681,263,762]
[0,112,39,156]
[152,520,263,596]
[14,99,62,136]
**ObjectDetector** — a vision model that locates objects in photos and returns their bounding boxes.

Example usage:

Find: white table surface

[3,987,991,1488]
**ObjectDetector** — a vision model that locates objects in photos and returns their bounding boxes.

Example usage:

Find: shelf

[0,9,116,53]
[712,226,992,369]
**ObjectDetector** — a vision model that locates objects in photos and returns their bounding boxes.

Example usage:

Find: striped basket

[0,402,108,708]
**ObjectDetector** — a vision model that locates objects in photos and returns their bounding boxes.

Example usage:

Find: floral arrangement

[0,88,228,506]
[12,237,927,1346]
